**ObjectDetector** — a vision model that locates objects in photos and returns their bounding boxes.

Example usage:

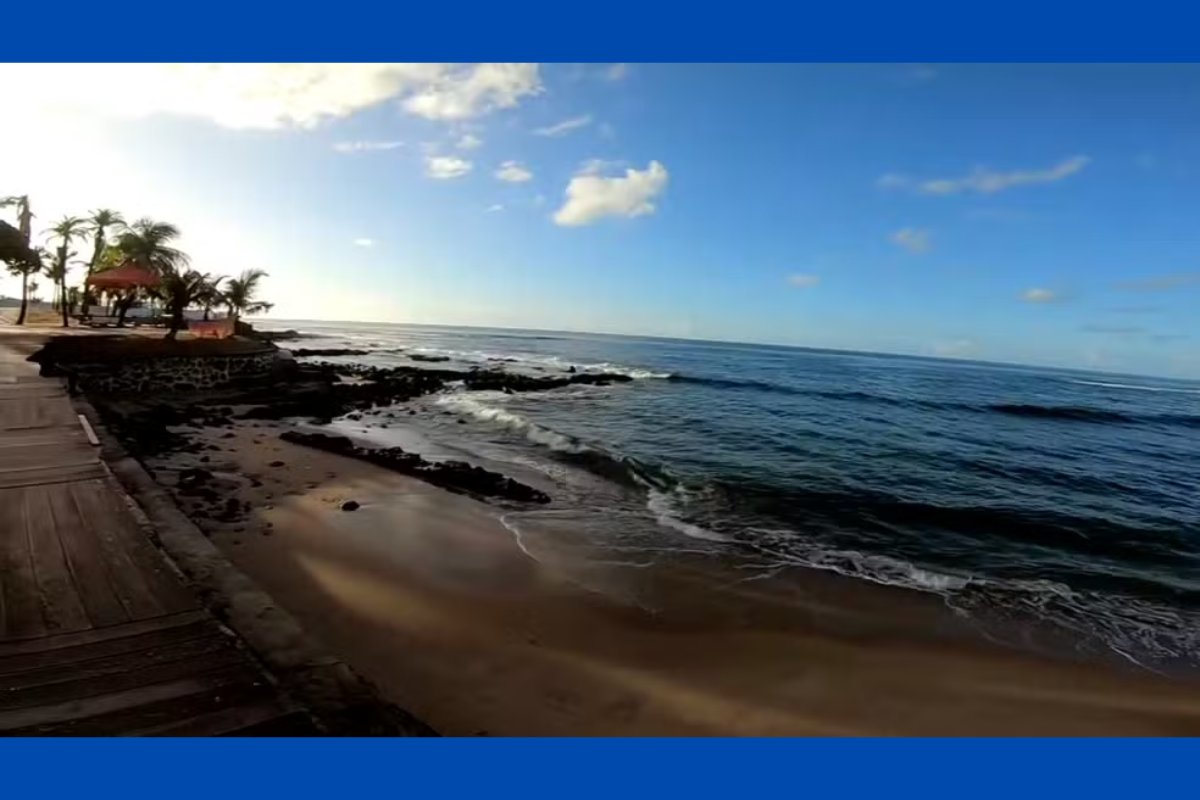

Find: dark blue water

[269,320,1200,669]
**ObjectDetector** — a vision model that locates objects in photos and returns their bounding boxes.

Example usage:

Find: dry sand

[135,413,1200,736]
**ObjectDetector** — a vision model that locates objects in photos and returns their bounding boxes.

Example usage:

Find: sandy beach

[119,411,1200,736]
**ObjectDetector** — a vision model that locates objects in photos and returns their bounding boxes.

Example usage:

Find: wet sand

[142,415,1200,736]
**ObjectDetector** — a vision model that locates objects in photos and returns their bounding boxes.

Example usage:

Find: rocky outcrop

[289,348,371,358]
[279,431,550,504]
[72,352,279,393]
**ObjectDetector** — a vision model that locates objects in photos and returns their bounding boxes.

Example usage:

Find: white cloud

[534,114,593,137]
[495,160,533,183]
[1021,288,1060,303]
[553,161,669,227]
[353,237,374,247]
[876,173,910,190]
[889,227,932,254]
[486,204,504,213]
[425,155,473,179]
[333,140,404,153]
[881,156,1090,195]
[456,133,483,150]
[1,63,540,130]
[402,63,542,121]
[606,63,631,82]
[786,274,820,288]
[578,158,626,175]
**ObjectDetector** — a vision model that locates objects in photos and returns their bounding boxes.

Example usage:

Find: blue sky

[2,63,1198,377]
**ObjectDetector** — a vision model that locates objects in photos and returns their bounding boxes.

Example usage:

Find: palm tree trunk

[116,294,133,327]
[16,273,28,325]
[165,305,184,340]
[84,231,103,308]
[60,281,68,327]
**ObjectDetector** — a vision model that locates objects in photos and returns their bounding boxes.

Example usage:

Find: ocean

[264,320,1200,671]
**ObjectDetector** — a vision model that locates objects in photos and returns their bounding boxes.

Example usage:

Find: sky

[1,63,1198,378]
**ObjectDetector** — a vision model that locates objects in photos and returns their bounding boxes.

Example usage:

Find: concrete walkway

[0,334,316,735]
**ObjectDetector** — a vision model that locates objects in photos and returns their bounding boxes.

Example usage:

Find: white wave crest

[646,488,732,542]
[435,392,591,454]
[1069,379,1200,394]
[407,347,671,379]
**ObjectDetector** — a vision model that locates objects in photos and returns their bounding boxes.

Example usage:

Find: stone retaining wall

[74,352,278,393]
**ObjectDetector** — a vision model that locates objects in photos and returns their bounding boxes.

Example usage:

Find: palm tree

[82,209,125,308]
[0,195,33,242]
[111,218,188,327]
[115,218,189,275]
[1,195,34,324]
[153,269,211,340]
[46,215,89,328]
[224,269,272,322]
[196,274,226,320]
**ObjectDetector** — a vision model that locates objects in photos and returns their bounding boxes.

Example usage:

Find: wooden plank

[64,479,164,623]
[78,414,100,446]
[223,710,320,736]
[0,609,207,657]
[24,486,91,636]
[0,647,248,712]
[45,482,130,629]
[74,479,196,615]
[133,701,296,737]
[0,664,263,732]
[2,628,233,692]
[0,462,108,490]
[5,675,274,736]
[0,443,96,472]
[0,617,215,674]
[0,489,45,639]
[0,396,77,431]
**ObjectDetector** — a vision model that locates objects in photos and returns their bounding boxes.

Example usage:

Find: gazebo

[86,261,161,292]
[84,261,162,325]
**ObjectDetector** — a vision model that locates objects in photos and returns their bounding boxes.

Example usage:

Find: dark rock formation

[290,348,371,358]
[280,431,550,505]
[409,354,451,363]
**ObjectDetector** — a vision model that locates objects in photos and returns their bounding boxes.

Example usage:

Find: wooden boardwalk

[0,338,316,735]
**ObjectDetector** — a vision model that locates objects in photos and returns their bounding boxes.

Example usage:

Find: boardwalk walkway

[0,334,315,735]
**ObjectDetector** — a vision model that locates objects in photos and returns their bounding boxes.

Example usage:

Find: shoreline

[124,411,1200,734]
[28,326,1200,735]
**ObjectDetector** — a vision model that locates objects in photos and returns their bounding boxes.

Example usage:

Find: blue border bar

[5,0,1199,60]
[3,738,1198,798]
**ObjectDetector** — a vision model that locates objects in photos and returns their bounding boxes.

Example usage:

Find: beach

[134,414,1200,735]
[19,320,1200,736]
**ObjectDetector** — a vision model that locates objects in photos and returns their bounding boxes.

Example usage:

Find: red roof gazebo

[86,262,162,291]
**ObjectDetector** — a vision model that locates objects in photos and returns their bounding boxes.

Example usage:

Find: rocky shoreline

[55,341,635,511]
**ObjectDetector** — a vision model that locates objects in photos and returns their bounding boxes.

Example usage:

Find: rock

[457,418,466,424]
[290,348,370,358]
[409,354,451,363]
[219,497,241,519]
[178,467,214,485]
[268,460,285,467]
[568,365,577,373]
[341,500,361,512]
[199,456,210,463]
[279,430,550,504]
[221,432,236,439]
